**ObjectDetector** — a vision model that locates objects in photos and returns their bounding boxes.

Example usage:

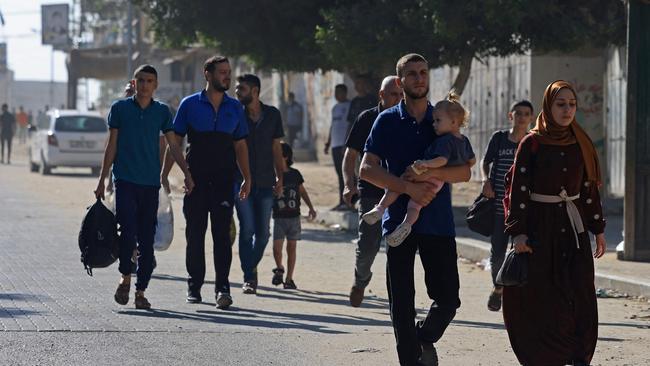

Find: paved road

[0,152,648,366]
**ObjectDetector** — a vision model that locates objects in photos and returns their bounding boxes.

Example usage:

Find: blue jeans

[235,186,274,282]
[115,180,159,291]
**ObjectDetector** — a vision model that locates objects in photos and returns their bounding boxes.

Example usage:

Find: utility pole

[126,0,133,80]
[623,0,650,261]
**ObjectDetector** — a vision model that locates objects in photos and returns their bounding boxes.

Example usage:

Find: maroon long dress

[503,135,606,366]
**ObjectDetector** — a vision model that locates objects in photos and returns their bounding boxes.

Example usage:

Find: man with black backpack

[94,64,194,310]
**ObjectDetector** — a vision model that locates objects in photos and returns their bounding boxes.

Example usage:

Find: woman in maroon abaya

[502,80,607,366]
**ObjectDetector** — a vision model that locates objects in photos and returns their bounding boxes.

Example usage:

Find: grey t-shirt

[239,103,285,188]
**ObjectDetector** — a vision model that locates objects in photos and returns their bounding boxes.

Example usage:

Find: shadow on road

[117,308,351,334]
[599,321,650,329]
[451,319,506,330]
[151,273,391,311]
[301,228,356,244]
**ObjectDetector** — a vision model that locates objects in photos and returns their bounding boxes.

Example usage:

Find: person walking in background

[271,142,317,290]
[346,75,378,128]
[234,73,286,295]
[324,84,351,211]
[503,80,606,366]
[94,64,194,310]
[162,56,251,310]
[284,92,303,146]
[37,105,50,129]
[343,75,402,307]
[0,104,16,164]
[480,100,533,312]
[16,106,28,144]
[360,54,472,366]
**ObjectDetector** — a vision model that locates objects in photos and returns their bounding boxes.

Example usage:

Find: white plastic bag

[105,191,116,214]
[154,188,174,251]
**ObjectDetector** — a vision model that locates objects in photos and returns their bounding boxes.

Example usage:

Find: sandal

[114,283,130,305]
[134,293,151,310]
[272,268,284,286]
[283,279,297,290]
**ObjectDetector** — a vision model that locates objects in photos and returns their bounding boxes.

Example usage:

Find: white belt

[529,189,583,248]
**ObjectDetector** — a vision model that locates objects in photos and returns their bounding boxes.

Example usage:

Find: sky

[0,0,71,82]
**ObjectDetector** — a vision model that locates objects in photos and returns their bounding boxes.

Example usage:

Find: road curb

[455,236,650,299]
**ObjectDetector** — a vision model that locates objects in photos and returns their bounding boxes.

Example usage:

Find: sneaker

[419,342,439,366]
[242,281,257,294]
[386,222,412,247]
[186,290,202,304]
[349,286,364,307]
[271,268,284,286]
[361,206,384,225]
[487,289,502,312]
[283,279,297,290]
[216,292,233,310]
[134,293,151,310]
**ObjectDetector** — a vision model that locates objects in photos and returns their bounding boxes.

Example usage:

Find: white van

[29,110,108,175]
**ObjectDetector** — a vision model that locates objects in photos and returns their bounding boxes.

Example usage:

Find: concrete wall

[530,49,608,186]
[0,69,14,108]
[10,80,67,115]
[430,54,532,180]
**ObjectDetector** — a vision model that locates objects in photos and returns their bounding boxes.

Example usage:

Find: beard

[238,94,253,106]
[211,79,229,92]
[404,86,429,100]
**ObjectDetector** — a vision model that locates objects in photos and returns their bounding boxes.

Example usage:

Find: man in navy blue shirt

[162,56,251,310]
[95,64,194,310]
[360,54,471,366]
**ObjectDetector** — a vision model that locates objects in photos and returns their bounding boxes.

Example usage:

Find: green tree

[136,0,625,94]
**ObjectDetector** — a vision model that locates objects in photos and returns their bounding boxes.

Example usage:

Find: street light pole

[126,0,133,80]
[623,0,650,261]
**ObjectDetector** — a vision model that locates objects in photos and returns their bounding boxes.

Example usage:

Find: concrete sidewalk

[317,206,650,298]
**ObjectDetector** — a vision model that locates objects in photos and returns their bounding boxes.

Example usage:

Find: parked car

[28,110,108,175]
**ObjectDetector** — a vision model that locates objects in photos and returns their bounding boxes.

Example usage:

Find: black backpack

[78,199,119,276]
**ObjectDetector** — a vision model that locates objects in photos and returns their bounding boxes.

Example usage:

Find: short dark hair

[510,99,534,113]
[133,64,158,79]
[335,84,347,93]
[396,53,428,78]
[236,74,261,91]
[204,55,229,73]
[281,142,294,166]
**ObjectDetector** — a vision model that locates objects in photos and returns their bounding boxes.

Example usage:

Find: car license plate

[70,140,96,148]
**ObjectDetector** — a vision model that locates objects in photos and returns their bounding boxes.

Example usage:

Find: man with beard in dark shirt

[343,76,402,307]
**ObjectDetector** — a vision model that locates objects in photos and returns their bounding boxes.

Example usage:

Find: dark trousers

[387,233,461,366]
[332,146,345,205]
[184,183,234,294]
[490,213,509,285]
[115,180,159,292]
[287,125,301,146]
[354,196,382,288]
[0,135,12,162]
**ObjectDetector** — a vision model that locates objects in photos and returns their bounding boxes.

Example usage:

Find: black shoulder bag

[495,240,530,287]
[466,131,507,236]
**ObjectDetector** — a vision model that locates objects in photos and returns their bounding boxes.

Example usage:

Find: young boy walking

[95,64,193,309]
[271,143,316,290]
